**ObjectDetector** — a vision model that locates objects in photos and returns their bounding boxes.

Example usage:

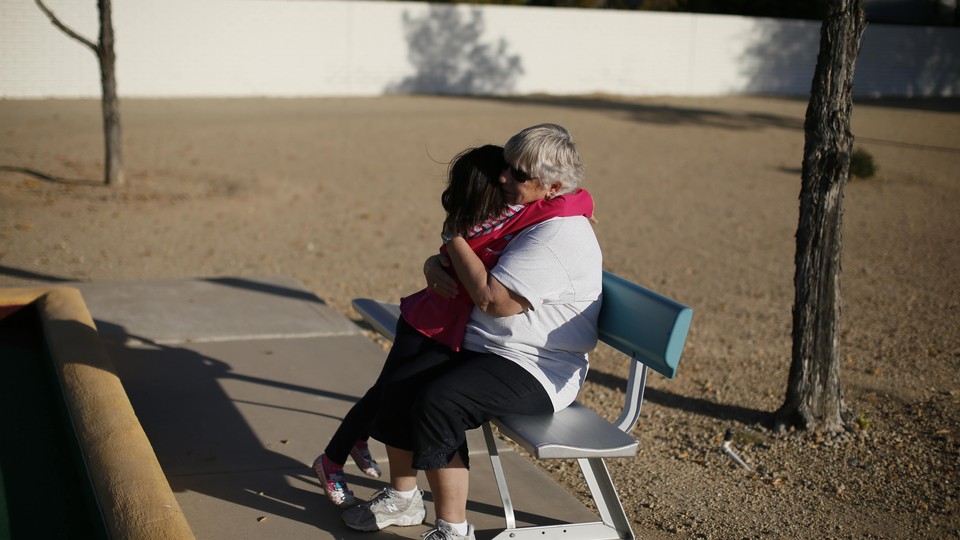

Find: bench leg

[483,422,517,529]
[485,422,635,540]
[578,457,636,540]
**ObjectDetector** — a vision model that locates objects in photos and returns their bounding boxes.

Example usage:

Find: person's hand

[424,254,458,298]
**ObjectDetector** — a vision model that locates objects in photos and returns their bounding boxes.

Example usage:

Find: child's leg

[322,317,450,465]
[315,318,454,505]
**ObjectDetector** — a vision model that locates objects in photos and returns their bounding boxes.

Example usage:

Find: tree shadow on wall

[854,25,960,98]
[387,5,523,96]
[738,19,821,97]
[739,16,960,98]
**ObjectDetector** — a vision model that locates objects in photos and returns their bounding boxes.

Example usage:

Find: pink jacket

[399,189,595,351]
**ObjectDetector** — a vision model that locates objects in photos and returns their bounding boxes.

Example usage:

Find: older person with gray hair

[343,124,602,540]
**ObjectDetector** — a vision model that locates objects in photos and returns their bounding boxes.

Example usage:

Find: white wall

[1,0,958,99]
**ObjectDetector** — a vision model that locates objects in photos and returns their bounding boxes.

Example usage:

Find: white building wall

[1,0,957,99]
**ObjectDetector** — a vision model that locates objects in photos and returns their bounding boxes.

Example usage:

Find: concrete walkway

[72,276,598,540]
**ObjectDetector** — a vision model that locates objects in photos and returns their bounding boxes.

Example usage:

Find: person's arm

[443,236,530,317]
[423,254,459,299]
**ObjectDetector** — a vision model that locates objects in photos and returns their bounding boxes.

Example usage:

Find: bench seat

[495,404,639,460]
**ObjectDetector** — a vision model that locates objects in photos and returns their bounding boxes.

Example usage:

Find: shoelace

[421,522,466,540]
[361,488,392,508]
[421,526,446,540]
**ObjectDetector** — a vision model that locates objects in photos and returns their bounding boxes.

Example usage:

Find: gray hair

[504,123,584,196]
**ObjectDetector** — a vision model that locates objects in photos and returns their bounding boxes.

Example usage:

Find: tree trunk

[98,0,124,186]
[774,0,866,432]
[35,0,124,186]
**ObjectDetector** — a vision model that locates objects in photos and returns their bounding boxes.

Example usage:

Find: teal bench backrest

[598,271,692,379]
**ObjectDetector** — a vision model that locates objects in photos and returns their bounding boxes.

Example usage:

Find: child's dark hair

[441,145,507,236]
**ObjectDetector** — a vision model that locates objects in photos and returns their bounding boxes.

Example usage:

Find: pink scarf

[399,189,595,351]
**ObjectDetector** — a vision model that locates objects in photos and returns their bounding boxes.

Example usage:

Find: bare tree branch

[34,0,99,53]
[33,0,124,185]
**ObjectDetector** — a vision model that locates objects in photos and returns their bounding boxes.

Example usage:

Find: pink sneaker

[350,440,382,479]
[312,454,356,507]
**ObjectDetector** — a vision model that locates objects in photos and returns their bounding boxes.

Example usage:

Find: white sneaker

[341,487,426,531]
[421,519,476,540]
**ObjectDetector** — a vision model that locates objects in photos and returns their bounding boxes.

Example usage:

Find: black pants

[327,317,552,470]
[324,316,453,464]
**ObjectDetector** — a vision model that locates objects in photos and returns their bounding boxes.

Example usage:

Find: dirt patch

[2,95,958,539]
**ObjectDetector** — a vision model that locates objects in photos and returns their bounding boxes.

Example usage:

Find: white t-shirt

[462,215,603,411]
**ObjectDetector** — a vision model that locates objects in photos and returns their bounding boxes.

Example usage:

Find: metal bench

[352,270,693,540]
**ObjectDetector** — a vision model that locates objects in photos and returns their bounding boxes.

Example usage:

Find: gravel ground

[1,95,958,539]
